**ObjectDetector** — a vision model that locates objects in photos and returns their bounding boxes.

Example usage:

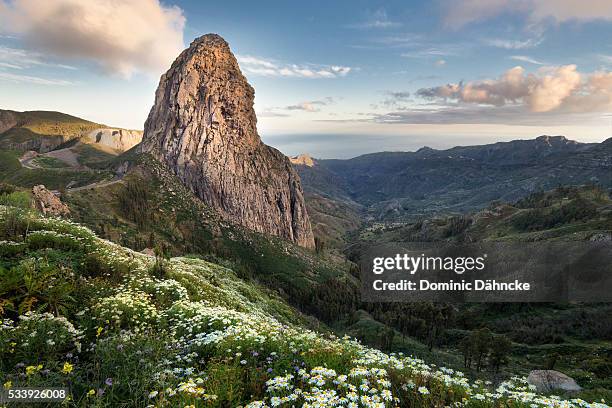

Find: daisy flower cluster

[0,206,610,408]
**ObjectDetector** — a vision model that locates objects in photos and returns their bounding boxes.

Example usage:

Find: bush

[0,312,83,367]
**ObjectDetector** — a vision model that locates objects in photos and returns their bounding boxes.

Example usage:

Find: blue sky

[1,0,611,158]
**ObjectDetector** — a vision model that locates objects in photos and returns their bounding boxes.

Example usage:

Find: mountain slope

[294,136,612,221]
[0,110,103,152]
[1,205,608,407]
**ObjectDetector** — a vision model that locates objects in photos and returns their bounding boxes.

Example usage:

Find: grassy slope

[65,153,359,323]
[0,150,113,190]
[1,206,608,407]
[0,110,102,152]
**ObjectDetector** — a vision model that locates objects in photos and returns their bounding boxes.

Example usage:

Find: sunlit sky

[1,0,611,158]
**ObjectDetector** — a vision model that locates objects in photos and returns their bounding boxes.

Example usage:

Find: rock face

[290,154,316,167]
[32,185,70,217]
[0,110,18,134]
[140,34,315,248]
[527,370,582,393]
[81,128,143,154]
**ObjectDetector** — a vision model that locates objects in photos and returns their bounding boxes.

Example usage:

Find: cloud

[370,104,606,126]
[443,0,612,29]
[509,55,545,65]
[599,55,612,65]
[348,9,401,29]
[380,91,412,107]
[416,65,612,113]
[285,97,335,112]
[236,55,352,79]
[0,70,72,85]
[484,37,542,49]
[435,59,447,67]
[400,46,462,58]
[0,46,77,70]
[0,0,185,78]
[257,110,289,118]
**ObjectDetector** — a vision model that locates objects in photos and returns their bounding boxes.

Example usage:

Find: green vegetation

[353,186,612,397]
[0,151,112,190]
[1,206,608,407]
[0,110,102,153]
[31,155,71,169]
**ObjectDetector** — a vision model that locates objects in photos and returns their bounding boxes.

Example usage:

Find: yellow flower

[3,381,12,389]
[96,327,103,337]
[25,366,36,375]
[62,362,73,374]
[87,389,96,396]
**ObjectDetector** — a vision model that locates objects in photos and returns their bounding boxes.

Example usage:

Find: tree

[472,328,493,372]
[489,335,512,373]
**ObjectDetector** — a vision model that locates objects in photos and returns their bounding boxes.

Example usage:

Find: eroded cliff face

[140,34,315,248]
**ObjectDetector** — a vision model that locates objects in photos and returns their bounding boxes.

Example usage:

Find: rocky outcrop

[527,370,582,393]
[140,34,315,248]
[81,128,143,154]
[290,154,316,167]
[0,110,18,134]
[32,185,70,217]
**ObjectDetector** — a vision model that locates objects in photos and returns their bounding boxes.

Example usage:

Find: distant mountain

[293,136,612,221]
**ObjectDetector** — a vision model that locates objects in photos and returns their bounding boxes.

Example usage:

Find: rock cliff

[140,34,315,248]
[81,128,143,154]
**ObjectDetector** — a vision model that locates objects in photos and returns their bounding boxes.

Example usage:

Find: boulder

[32,185,70,217]
[527,370,582,393]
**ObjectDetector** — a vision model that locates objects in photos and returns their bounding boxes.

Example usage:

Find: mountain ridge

[293,135,612,221]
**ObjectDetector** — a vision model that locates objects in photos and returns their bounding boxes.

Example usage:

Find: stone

[140,34,315,248]
[32,185,70,217]
[527,370,582,393]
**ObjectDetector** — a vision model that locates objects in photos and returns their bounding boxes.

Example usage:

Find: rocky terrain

[79,128,142,154]
[140,34,314,248]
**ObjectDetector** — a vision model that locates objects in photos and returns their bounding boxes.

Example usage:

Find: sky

[0,0,611,158]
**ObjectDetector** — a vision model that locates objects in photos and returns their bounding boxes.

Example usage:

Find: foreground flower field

[0,206,609,407]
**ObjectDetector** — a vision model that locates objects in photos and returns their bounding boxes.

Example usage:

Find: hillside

[352,186,612,399]
[293,136,612,222]
[0,110,143,190]
[0,110,103,153]
[1,204,609,407]
[362,185,612,243]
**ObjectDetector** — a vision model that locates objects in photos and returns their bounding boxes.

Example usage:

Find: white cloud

[0,0,185,78]
[485,37,542,50]
[0,70,72,85]
[0,46,77,70]
[236,55,352,79]
[417,65,611,113]
[510,55,545,65]
[444,0,612,28]
[348,9,401,29]
[285,97,335,112]
[435,59,447,67]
